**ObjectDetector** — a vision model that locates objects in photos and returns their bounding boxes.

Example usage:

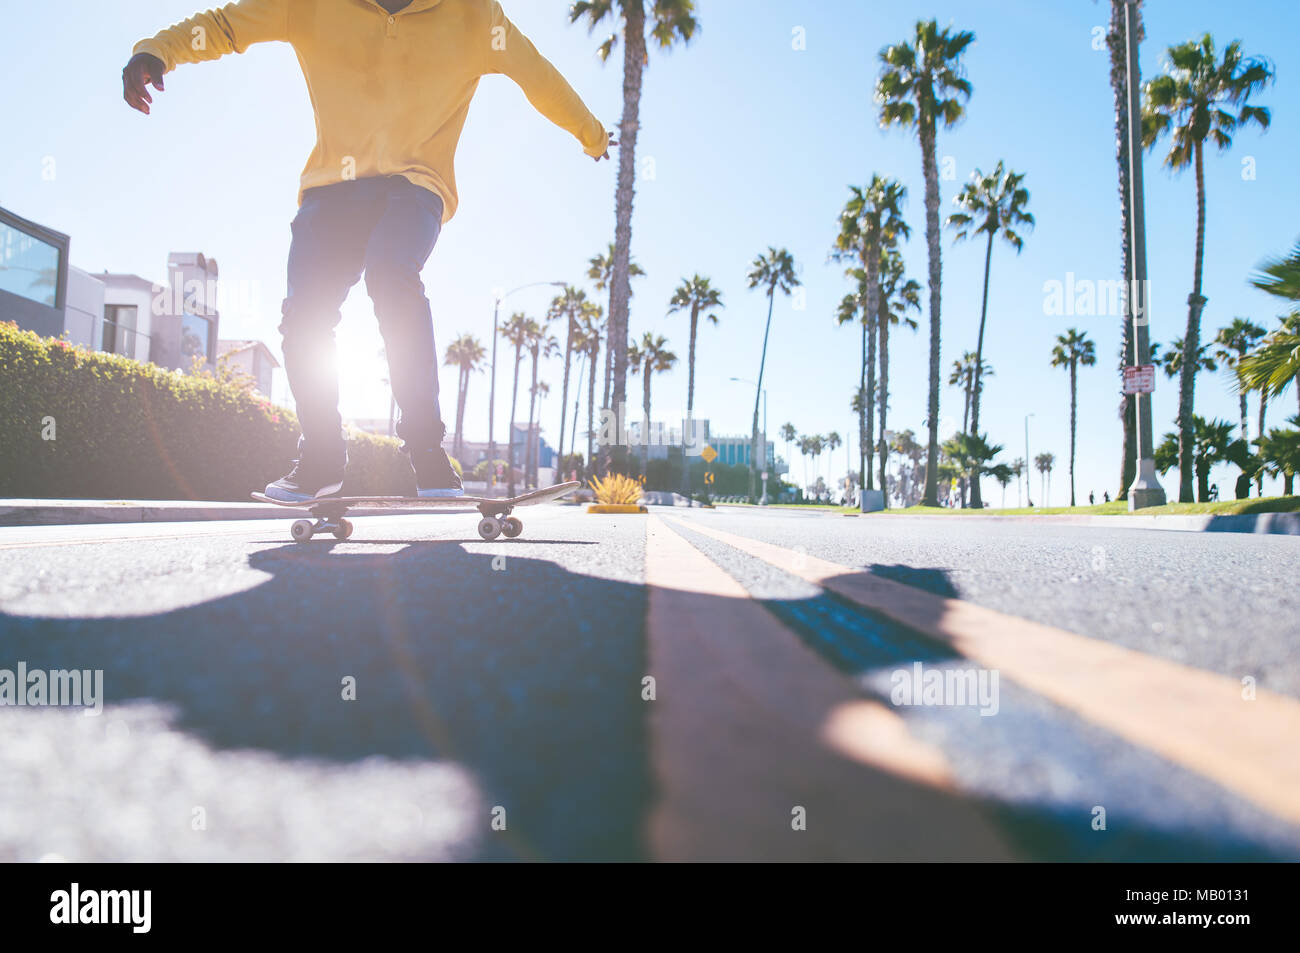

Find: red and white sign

[1123,364,1156,395]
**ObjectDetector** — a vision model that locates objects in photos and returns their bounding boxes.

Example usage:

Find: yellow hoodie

[133,0,608,221]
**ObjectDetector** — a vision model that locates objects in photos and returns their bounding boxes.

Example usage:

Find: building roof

[218,339,281,368]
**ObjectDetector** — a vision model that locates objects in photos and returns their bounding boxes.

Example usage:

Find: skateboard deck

[251,481,580,541]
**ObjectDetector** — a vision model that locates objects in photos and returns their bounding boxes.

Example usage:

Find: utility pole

[1025,412,1034,506]
[1123,0,1167,510]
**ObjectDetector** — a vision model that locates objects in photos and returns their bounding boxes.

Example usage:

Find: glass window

[102,305,142,357]
[181,311,212,365]
[0,220,60,307]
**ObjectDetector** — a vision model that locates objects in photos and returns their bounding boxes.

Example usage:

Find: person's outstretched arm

[122,0,289,114]
[481,1,612,161]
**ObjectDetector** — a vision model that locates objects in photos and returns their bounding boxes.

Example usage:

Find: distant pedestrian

[1088,491,1095,505]
[1103,491,1110,503]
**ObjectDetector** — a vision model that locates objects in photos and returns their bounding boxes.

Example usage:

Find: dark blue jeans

[280,175,446,469]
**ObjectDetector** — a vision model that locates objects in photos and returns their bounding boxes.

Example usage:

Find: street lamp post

[1025,412,1035,507]
[488,281,567,497]
[1123,0,1167,510]
[731,377,768,504]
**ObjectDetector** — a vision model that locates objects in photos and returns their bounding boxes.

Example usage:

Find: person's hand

[593,130,618,162]
[122,52,166,114]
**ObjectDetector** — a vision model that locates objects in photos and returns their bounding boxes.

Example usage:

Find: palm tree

[1152,337,1217,381]
[1155,416,1240,502]
[531,380,551,485]
[668,274,724,502]
[1105,0,1144,498]
[995,464,1013,508]
[628,332,678,475]
[875,244,922,503]
[443,334,486,462]
[576,304,605,479]
[567,308,602,477]
[1035,452,1055,506]
[877,18,976,506]
[941,432,1004,509]
[838,270,873,491]
[1213,318,1266,441]
[946,161,1033,508]
[1010,456,1026,507]
[1256,415,1300,495]
[570,1,698,468]
[526,329,559,488]
[948,351,994,435]
[1142,33,1273,501]
[1241,242,1300,416]
[547,286,593,484]
[797,434,814,495]
[502,313,536,494]
[587,243,646,414]
[780,422,798,477]
[890,429,925,506]
[825,432,842,490]
[832,177,910,499]
[1050,329,1097,506]
[809,434,825,497]
[745,247,801,501]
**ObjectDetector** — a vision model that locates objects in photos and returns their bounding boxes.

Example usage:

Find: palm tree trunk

[865,311,877,492]
[526,351,539,488]
[568,352,585,478]
[1256,391,1268,495]
[1069,360,1078,506]
[558,319,573,480]
[920,118,943,506]
[968,231,996,508]
[586,344,598,481]
[1109,0,1141,500]
[858,319,867,496]
[863,237,881,495]
[641,362,651,477]
[1239,389,1249,442]
[1177,141,1208,502]
[751,288,776,501]
[682,308,699,504]
[878,306,891,506]
[454,367,468,462]
[604,1,646,476]
[507,345,523,496]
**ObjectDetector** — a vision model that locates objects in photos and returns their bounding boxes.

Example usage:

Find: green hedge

[0,322,454,500]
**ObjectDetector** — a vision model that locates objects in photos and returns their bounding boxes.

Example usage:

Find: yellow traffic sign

[700,444,718,464]
[704,471,715,484]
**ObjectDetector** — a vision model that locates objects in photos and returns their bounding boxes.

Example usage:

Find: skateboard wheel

[332,518,354,540]
[291,519,314,543]
[477,516,502,541]
[501,516,523,538]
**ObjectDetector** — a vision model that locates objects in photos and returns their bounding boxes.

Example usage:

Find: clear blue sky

[2,0,1297,503]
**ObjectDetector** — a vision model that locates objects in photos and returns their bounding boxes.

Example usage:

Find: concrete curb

[0,499,437,527]
[873,511,1300,535]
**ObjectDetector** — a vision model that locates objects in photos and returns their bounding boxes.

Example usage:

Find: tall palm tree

[1213,317,1266,440]
[1035,452,1055,506]
[443,333,486,462]
[942,432,1005,508]
[1256,415,1300,496]
[526,330,559,488]
[797,435,813,495]
[838,270,874,491]
[746,247,801,500]
[1010,456,1026,508]
[628,332,678,475]
[946,160,1033,507]
[587,243,646,414]
[1050,329,1098,506]
[1104,0,1144,498]
[1142,33,1273,501]
[570,1,698,470]
[809,434,825,497]
[825,432,842,489]
[948,351,994,435]
[576,303,605,478]
[1156,416,1240,502]
[832,177,910,500]
[875,244,921,503]
[668,274,724,502]
[1241,242,1300,416]
[547,286,593,484]
[780,422,798,477]
[502,312,536,494]
[891,429,925,506]
[877,18,976,507]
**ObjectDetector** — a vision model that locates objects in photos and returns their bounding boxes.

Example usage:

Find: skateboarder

[122,0,611,501]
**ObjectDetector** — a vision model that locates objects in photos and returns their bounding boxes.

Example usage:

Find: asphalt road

[0,503,1296,861]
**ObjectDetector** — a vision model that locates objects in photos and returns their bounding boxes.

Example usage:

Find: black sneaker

[264,457,345,503]
[411,448,464,498]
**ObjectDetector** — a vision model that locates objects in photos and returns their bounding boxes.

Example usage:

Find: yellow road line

[643,515,1019,861]
[669,515,1300,826]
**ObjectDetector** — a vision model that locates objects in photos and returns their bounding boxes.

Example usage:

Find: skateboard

[251,481,581,542]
